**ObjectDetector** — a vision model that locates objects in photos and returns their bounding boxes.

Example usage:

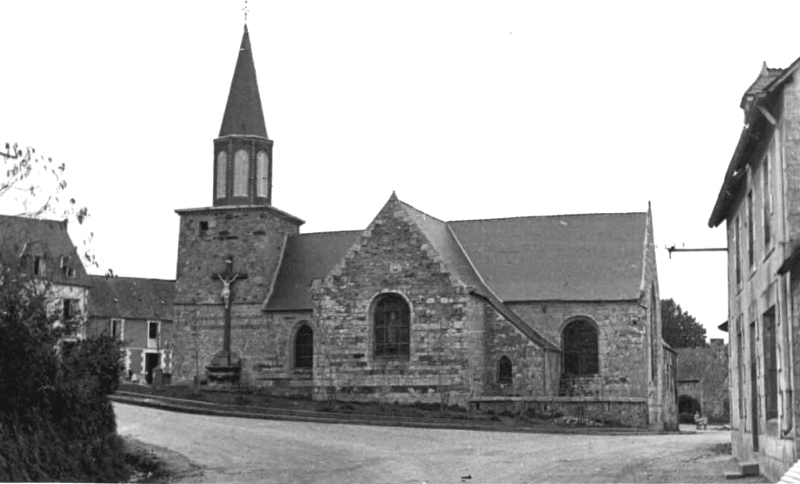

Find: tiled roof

[218,24,268,138]
[449,213,647,301]
[88,275,174,320]
[0,214,89,285]
[676,346,727,385]
[264,231,361,311]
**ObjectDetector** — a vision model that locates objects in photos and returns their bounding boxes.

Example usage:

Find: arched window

[373,293,410,358]
[498,356,512,384]
[233,149,249,197]
[256,151,269,198]
[215,151,227,199]
[562,319,599,376]
[294,324,313,369]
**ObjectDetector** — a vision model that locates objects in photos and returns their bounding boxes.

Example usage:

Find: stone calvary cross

[211,255,248,367]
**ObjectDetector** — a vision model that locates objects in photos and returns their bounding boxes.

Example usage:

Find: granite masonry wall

[312,198,508,407]
[171,205,307,391]
[468,396,649,428]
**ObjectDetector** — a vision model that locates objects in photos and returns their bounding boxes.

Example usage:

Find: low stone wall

[468,396,649,428]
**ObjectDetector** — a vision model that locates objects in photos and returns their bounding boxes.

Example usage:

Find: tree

[661,298,707,348]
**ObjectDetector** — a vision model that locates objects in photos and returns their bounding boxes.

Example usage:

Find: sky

[3,1,800,342]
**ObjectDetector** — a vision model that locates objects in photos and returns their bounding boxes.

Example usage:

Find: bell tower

[213,24,273,207]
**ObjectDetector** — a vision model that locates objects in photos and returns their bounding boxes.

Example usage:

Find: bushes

[0,267,128,482]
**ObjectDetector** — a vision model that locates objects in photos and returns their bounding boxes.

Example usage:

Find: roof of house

[218,24,268,138]
[88,275,175,320]
[264,231,360,311]
[709,56,800,227]
[0,214,89,285]
[450,212,647,301]
[676,345,728,388]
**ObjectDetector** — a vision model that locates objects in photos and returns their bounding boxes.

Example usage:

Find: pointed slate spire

[219,24,268,138]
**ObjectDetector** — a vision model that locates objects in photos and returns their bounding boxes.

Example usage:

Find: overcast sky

[4,1,800,342]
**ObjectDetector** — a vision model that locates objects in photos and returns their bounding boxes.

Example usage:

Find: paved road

[115,403,762,483]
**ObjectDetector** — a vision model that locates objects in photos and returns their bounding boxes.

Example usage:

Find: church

[166,25,677,429]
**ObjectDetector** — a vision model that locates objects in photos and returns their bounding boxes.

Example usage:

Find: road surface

[115,403,765,483]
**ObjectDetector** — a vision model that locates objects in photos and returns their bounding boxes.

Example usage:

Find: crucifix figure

[211,255,248,366]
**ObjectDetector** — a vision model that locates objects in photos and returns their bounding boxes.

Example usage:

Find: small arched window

[562,319,599,376]
[215,151,227,199]
[295,324,313,369]
[256,151,269,198]
[498,356,512,384]
[233,149,249,197]
[373,293,410,358]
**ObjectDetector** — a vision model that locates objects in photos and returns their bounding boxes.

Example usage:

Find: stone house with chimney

[168,24,677,429]
[709,56,800,480]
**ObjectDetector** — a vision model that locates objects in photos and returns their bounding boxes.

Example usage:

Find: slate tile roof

[218,24,268,138]
[0,214,89,285]
[264,230,361,311]
[450,213,647,301]
[88,275,174,320]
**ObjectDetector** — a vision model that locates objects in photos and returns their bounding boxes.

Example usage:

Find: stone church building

[169,25,677,429]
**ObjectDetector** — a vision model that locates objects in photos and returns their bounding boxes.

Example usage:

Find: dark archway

[294,324,313,369]
[498,356,512,384]
[562,319,599,375]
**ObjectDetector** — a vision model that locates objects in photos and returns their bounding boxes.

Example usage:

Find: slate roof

[218,24,268,138]
[450,213,647,301]
[88,275,174,320]
[264,231,360,311]
[0,214,89,285]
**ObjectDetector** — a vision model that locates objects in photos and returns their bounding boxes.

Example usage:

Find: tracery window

[216,151,227,199]
[498,356,512,384]
[295,324,313,369]
[373,293,410,358]
[233,149,249,197]
[562,319,599,375]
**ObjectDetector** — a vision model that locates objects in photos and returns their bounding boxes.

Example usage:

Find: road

[115,403,766,483]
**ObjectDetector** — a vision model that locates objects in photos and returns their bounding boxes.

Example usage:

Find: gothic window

[373,293,410,358]
[256,151,269,197]
[294,324,313,369]
[216,151,227,199]
[498,356,512,384]
[233,149,249,197]
[562,319,599,376]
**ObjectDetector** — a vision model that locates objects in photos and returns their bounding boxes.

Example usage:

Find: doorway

[145,353,160,384]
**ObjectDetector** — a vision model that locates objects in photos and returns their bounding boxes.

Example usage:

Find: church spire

[219,24,268,138]
[213,24,274,207]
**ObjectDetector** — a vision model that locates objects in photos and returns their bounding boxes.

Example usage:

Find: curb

[110,393,667,436]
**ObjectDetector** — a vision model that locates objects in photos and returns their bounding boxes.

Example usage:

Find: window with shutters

[233,149,249,197]
[256,151,269,197]
[216,151,227,199]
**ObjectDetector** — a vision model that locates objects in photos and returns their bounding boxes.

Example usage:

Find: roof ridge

[448,211,647,224]
[398,200,447,225]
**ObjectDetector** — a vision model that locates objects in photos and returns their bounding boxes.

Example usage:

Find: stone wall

[507,300,648,398]
[469,396,649,428]
[313,198,502,407]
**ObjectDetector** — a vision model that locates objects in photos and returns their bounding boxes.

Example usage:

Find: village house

[85,276,175,384]
[0,214,90,336]
[676,339,729,423]
[708,56,800,480]
[168,24,678,430]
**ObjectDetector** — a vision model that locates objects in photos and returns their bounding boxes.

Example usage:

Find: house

[708,56,800,480]
[168,24,677,429]
[0,214,89,335]
[86,276,175,384]
[676,339,729,423]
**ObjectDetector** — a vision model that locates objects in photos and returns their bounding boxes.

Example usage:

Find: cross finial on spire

[243,0,249,23]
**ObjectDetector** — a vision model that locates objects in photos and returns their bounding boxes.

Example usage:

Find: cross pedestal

[205,255,248,384]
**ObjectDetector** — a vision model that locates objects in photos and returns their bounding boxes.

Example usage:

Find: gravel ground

[115,403,768,483]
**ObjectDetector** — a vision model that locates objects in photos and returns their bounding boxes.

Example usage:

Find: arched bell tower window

[562,319,599,376]
[215,151,227,199]
[373,293,410,358]
[256,151,269,198]
[294,324,313,369]
[233,149,249,197]
[498,356,512,384]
